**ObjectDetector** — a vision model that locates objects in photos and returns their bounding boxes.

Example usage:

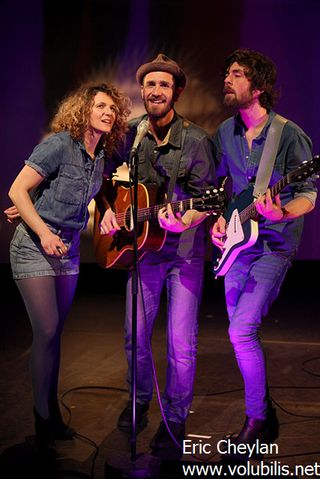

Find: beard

[224,89,256,109]
[143,96,175,119]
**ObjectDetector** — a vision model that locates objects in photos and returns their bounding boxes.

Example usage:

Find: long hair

[50,83,132,155]
[224,49,279,110]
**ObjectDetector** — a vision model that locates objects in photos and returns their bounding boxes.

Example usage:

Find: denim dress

[10,131,105,279]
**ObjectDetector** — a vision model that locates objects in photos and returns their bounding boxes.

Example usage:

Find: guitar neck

[116,197,200,226]
[270,174,290,197]
[237,174,291,225]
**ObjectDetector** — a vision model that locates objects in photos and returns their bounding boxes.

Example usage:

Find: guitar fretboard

[115,198,202,227]
[228,172,292,226]
[229,156,318,227]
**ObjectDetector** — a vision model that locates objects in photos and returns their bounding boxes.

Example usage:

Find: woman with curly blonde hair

[7,82,131,453]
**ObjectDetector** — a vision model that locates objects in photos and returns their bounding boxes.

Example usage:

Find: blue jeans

[225,250,293,419]
[124,256,204,423]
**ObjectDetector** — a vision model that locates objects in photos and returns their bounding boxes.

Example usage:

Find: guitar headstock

[289,155,320,183]
[194,186,227,215]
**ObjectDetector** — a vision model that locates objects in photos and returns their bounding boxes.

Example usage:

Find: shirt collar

[76,138,105,160]
[146,112,183,149]
[234,110,276,139]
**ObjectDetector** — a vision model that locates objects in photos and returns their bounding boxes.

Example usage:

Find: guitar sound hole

[123,206,133,232]
[115,222,144,249]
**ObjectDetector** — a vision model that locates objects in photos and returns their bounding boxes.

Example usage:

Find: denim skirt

[10,221,80,279]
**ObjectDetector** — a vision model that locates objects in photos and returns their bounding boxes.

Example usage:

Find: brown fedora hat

[136,53,186,89]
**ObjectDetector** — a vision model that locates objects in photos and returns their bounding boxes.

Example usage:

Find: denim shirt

[105,113,216,260]
[25,131,105,231]
[213,111,317,255]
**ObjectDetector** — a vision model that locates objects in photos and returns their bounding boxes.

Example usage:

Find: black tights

[16,274,78,418]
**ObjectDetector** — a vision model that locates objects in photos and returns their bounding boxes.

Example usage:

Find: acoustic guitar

[93,179,226,269]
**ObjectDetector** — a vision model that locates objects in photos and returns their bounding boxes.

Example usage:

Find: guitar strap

[253,114,288,199]
[166,119,189,202]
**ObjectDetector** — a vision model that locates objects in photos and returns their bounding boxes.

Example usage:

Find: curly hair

[224,49,279,110]
[50,83,132,155]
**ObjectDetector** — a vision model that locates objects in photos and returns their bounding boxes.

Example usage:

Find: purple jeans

[124,256,204,423]
[225,250,293,419]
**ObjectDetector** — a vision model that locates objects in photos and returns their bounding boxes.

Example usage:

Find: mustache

[148,94,167,101]
[223,87,235,94]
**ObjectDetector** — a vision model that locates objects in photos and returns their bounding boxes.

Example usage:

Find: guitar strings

[115,198,203,225]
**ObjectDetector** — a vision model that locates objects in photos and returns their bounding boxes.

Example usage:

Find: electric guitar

[213,155,320,277]
[93,180,226,270]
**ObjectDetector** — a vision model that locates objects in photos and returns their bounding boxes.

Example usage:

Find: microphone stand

[105,146,161,479]
[129,147,139,463]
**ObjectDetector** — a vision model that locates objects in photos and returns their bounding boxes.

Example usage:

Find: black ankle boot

[49,397,76,440]
[235,416,265,445]
[260,405,279,443]
[221,407,279,462]
[220,417,264,463]
[33,407,55,450]
[233,407,279,447]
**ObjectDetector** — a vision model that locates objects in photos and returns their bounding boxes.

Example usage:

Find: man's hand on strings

[255,190,283,221]
[99,208,121,236]
[158,203,188,233]
[210,216,226,250]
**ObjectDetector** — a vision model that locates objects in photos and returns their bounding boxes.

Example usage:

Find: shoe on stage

[117,400,149,433]
[220,405,279,462]
[49,397,76,440]
[150,420,185,460]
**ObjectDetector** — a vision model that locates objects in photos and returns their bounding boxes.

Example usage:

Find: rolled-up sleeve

[25,134,63,178]
[286,127,317,206]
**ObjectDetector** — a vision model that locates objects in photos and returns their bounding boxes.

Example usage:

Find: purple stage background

[1,0,319,263]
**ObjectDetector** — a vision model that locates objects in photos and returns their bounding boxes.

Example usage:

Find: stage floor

[1,261,319,478]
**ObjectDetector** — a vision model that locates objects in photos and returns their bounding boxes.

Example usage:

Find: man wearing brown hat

[98,53,216,455]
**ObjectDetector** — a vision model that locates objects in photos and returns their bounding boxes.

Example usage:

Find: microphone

[130,119,149,155]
